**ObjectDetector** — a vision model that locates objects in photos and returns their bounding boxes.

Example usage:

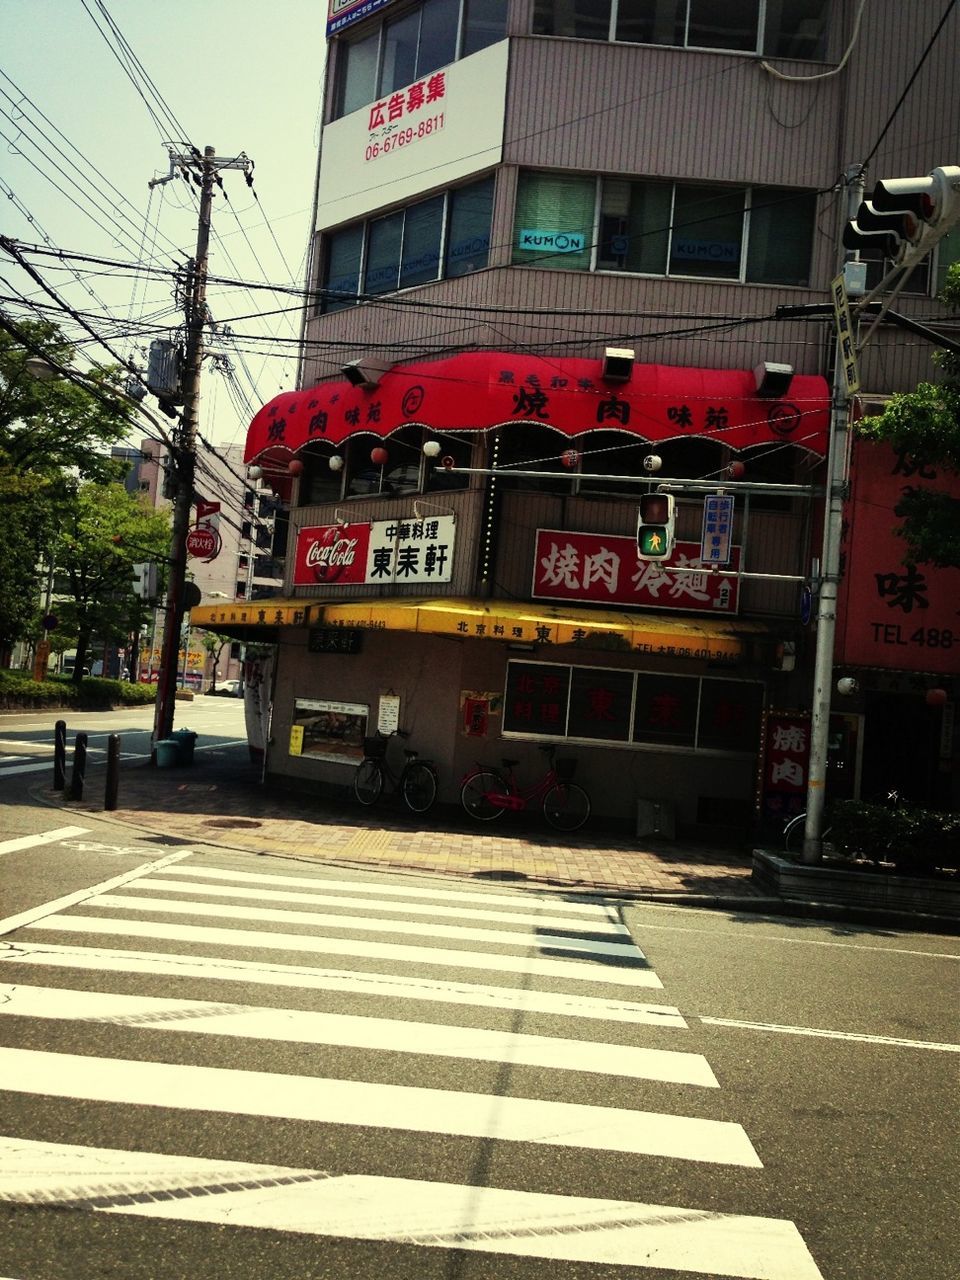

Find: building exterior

[195,0,959,833]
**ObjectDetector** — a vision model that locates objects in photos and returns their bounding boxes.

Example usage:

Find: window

[520,171,817,286]
[319,175,494,311]
[503,659,764,752]
[533,0,829,60]
[333,0,507,121]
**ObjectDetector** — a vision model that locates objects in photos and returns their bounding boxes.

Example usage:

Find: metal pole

[53,719,66,791]
[68,731,87,802]
[105,734,120,811]
[152,146,215,752]
[802,166,865,863]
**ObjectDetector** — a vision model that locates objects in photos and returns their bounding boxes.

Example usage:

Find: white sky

[1,0,328,450]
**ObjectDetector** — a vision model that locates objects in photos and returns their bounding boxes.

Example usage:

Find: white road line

[25,915,665,987]
[0,1136,824,1279]
[0,826,90,857]
[86,893,648,961]
[1,942,684,1025]
[700,1016,960,1053]
[0,1047,761,1166]
[0,983,715,1086]
[151,864,618,918]
[134,875,633,934]
[0,850,194,936]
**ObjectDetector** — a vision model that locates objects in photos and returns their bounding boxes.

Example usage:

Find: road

[0,705,957,1279]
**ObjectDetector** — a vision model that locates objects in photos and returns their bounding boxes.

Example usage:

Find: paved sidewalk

[35,745,766,903]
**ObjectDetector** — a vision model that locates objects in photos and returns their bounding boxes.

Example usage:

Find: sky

[1,0,328,452]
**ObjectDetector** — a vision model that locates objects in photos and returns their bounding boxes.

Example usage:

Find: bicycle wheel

[353,758,384,806]
[401,761,438,815]
[784,813,834,856]
[543,782,591,832]
[460,769,506,821]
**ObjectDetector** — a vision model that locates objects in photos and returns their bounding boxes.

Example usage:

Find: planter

[753,849,960,920]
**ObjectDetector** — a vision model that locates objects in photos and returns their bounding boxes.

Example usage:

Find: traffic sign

[700,494,734,565]
[185,525,220,560]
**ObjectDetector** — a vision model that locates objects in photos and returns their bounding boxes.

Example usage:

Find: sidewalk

[35,743,765,904]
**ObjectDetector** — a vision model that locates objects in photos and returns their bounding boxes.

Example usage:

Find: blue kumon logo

[519,229,586,253]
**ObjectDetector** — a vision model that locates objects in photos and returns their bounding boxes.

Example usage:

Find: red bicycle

[460,745,591,832]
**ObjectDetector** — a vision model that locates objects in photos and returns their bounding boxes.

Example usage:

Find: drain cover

[203,818,264,830]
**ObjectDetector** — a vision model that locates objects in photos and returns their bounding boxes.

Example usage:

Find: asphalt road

[0,705,958,1280]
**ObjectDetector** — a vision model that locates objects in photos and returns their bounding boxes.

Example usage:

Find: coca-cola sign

[294,523,371,585]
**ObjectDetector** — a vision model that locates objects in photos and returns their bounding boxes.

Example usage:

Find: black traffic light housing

[636,491,675,561]
[844,167,960,264]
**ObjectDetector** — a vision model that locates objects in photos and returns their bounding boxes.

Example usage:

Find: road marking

[86,892,649,962]
[1,942,684,1025]
[628,913,960,961]
[0,1047,761,1166]
[0,1136,823,1278]
[151,864,619,918]
[0,826,90,858]
[0,982,715,1086]
[134,876,633,934]
[700,1016,960,1053]
[26,915,665,987]
[0,850,194,936]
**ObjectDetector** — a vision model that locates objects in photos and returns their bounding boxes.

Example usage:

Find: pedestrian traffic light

[843,166,960,265]
[637,491,675,561]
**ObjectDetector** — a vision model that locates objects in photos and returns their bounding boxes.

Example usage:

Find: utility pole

[801,165,865,862]
[152,145,252,748]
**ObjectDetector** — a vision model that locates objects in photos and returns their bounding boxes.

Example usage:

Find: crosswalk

[0,855,825,1278]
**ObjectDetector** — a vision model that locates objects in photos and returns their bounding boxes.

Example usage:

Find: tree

[53,483,170,683]
[0,317,135,662]
[200,630,234,691]
[858,263,960,568]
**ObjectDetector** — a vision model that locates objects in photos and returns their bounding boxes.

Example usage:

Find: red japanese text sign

[532,529,740,614]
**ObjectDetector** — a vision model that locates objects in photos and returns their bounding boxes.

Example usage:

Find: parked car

[209,679,243,697]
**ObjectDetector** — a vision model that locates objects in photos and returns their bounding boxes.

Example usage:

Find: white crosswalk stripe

[0,857,825,1278]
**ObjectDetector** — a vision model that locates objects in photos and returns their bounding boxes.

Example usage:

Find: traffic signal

[843,166,960,265]
[636,491,675,561]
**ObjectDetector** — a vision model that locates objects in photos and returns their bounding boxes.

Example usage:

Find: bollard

[68,731,87,802]
[54,719,67,791]
[105,733,120,811]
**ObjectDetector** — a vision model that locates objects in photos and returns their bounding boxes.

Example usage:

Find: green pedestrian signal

[637,492,675,561]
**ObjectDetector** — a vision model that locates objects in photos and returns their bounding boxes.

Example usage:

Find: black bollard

[105,733,120,811]
[68,731,87,802]
[54,719,67,791]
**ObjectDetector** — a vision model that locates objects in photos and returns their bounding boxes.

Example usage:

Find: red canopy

[245,351,830,464]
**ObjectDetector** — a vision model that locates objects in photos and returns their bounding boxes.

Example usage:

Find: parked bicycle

[783,788,901,856]
[353,730,439,815]
[460,744,591,832]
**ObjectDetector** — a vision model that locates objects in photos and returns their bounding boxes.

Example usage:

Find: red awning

[245,351,830,465]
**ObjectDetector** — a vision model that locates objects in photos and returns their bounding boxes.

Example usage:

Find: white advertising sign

[316,41,508,229]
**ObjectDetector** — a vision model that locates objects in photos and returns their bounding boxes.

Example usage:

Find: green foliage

[828,799,960,873]
[856,263,960,568]
[0,669,155,709]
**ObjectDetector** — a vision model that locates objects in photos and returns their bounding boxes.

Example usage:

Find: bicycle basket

[555,757,577,781]
[363,735,388,759]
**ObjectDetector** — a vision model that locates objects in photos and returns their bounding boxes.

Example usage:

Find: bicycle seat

[403,749,418,760]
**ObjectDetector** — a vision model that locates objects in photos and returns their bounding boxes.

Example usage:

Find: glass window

[503,662,572,736]
[418,0,460,76]
[365,210,404,294]
[670,184,745,279]
[382,9,421,95]
[514,172,595,270]
[533,0,612,38]
[337,30,380,118]
[598,178,672,273]
[462,0,507,55]
[400,195,445,287]
[687,0,760,51]
[446,175,494,276]
[615,0,684,45]
[763,0,829,60]
[746,186,815,286]
[569,667,634,741]
[698,679,764,751]
[322,224,364,312]
[633,674,697,746]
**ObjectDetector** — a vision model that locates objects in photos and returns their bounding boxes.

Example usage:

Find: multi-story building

[196,0,959,832]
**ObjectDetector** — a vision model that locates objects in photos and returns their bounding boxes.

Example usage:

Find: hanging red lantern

[925,688,948,707]
[370,447,389,466]
[561,449,580,469]
[287,459,304,476]
[727,460,746,479]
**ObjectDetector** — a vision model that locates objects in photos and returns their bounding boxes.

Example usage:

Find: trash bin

[172,729,198,765]
[155,739,182,768]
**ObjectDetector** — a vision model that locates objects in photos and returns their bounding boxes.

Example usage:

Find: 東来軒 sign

[294,515,455,587]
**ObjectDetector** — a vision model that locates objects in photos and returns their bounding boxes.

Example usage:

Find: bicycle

[460,744,591,832]
[783,789,901,856]
[353,730,439,815]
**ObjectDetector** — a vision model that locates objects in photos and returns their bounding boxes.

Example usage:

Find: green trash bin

[173,729,198,765]
[155,739,182,768]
